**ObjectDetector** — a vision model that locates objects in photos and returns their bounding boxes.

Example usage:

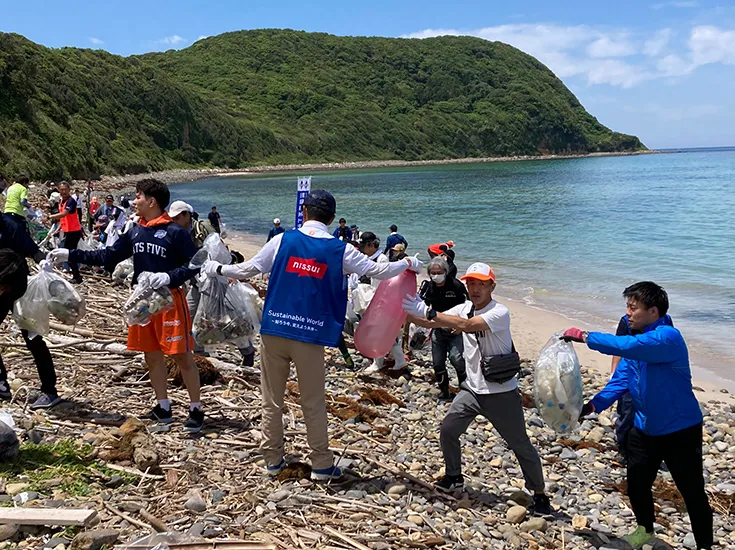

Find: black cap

[105,194,114,201]
[360,231,379,245]
[303,190,336,216]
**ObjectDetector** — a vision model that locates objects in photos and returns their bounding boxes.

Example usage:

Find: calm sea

[173,148,735,383]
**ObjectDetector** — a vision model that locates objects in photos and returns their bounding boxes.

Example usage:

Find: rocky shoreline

[83,150,658,192]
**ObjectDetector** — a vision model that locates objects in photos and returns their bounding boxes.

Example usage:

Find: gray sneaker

[30,393,62,410]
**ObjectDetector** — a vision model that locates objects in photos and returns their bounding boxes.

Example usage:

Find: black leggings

[627,423,712,549]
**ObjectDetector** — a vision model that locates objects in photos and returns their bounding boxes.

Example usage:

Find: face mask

[430,274,446,284]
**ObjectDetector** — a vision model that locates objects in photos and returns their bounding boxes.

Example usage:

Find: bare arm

[611,356,621,373]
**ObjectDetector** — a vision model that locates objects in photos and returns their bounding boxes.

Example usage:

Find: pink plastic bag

[354,270,417,358]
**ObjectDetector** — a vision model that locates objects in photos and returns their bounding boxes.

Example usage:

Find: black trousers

[0,296,58,394]
[615,392,635,458]
[627,423,712,549]
[62,230,83,279]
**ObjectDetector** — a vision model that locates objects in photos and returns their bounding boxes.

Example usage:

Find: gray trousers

[440,387,545,492]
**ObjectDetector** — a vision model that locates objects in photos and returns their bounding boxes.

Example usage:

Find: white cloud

[404,23,735,89]
[197,35,209,41]
[158,35,186,45]
[587,35,636,58]
[89,37,104,45]
[643,28,672,56]
[652,1,698,8]
[689,25,735,66]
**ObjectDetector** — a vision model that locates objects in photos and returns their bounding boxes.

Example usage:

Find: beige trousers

[259,334,333,470]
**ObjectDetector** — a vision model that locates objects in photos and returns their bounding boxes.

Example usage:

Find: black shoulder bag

[468,305,521,383]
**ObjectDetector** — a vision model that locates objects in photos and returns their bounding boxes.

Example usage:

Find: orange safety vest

[59,198,82,233]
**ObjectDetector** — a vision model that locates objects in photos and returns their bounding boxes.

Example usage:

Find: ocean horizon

[172,147,735,387]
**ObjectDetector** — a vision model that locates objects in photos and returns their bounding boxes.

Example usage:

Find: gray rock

[184,494,207,512]
[683,532,696,549]
[714,441,728,452]
[0,420,19,461]
[0,524,20,542]
[27,429,43,444]
[716,483,735,493]
[104,475,124,489]
[520,517,547,532]
[211,489,226,503]
[70,529,120,550]
[45,536,72,548]
[187,522,205,536]
[508,490,533,507]
[560,448,578,460]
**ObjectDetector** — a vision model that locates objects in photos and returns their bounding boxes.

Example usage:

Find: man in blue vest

[202,190,422,480]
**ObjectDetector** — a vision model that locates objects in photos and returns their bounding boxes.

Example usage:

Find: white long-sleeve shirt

[221,220,412,281]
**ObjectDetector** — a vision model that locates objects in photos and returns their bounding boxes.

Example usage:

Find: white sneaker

[365,362,381,374]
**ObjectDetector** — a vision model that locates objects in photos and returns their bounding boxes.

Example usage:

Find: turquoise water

[173,149,735,377]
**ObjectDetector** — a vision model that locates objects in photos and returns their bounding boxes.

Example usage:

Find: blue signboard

[294,176,311,229]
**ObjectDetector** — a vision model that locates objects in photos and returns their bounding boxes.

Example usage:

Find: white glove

[148,272,171,289]
[202,260,222,278]
[38,259,54,272]
[48,248,69,264]
[402,293,429,319]
[406,254,423,273]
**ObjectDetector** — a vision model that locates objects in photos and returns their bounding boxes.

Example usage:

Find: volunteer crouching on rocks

[0,215,63,410]
[403,263,552,515]
[49,179,204,432]
[563,282,712,550]
[200,190,422,481]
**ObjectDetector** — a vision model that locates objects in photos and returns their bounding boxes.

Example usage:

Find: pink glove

[561,328,587,343]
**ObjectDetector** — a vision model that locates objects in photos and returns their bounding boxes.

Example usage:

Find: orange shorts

[127,287,194,355]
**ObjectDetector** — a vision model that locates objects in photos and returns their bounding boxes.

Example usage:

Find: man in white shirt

[202,191,422,481]
[403,262,552,515]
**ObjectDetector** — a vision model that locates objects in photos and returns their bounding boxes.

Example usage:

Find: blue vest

[261,229,347,347]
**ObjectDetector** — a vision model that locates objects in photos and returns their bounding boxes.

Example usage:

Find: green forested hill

[0,29,644,179]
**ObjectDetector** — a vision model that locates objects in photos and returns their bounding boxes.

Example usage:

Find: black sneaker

[438,388,453,403]
[30,393,62,410]
[435,474,464,493]
[184,408,204,433]
[71,276,83,285]
[529,493,553,516]
[141,404,173,424]
[0,381,11,400]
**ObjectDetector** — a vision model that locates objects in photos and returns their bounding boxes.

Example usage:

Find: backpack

[192,219,214,249]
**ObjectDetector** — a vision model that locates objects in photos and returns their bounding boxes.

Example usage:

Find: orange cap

[460,262,496,282]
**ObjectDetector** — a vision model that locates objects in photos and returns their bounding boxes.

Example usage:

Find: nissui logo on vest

[286,257,328,279]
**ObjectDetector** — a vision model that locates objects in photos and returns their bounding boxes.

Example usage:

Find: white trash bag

[13,270,86,334]
[188,233,231,269]
[534,333,584,433]
[112,258,134,284]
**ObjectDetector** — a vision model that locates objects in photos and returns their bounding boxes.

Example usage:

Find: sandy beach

[224,230,735,404]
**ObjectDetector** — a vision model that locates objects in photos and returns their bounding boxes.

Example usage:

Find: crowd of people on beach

[0,174,715,549]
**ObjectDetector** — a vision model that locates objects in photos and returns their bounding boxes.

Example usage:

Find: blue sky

[2,0,734,148]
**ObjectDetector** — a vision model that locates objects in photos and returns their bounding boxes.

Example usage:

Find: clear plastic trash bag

[192,279,259,347]
[13,270,86,333]
[189,233,231,269]
[112,258,134,284]
[123,272,174,326]
[47,275,86,325]
[533,333,584,433]
[77,235,102,252]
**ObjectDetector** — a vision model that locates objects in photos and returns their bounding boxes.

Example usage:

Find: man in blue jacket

[384,224,408,260]
[563,281,712,550]
[50,179,204,432]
